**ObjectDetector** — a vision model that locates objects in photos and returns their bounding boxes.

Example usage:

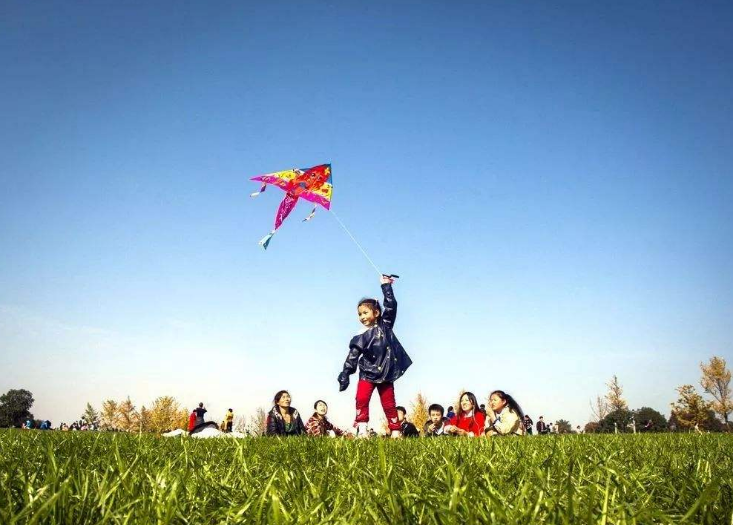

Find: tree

[409,392,429,435]
[584,422,600,434]
[148,396,185,433]
[590,395,609,422]
[670,385,713,431]
[247,408,267,436]
[100,400,118,430]
[139,406,151,432]
[598,409,632,433]
[700,356,732,425]
[116,397,139,432]
[0,389,34,428]
[632,407,667,432]
[81,403,100,427]
[605,375,628,412]
[555,419,572,434]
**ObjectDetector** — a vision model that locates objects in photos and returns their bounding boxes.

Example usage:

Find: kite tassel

[258,230,276,249]
[250,183,267,198]
[302,206,317,222]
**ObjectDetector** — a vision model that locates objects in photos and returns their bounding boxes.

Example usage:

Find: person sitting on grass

[266,390,306,436]
[306,400,347,437]
[423,404,449,437]
[396,406,419,437]
[485,390,525,436]
[445,392,485,437]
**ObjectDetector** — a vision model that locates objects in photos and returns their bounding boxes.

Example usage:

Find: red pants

[355,379,400,431]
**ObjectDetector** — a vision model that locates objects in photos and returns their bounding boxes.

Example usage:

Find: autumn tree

[139,406,151,432]
[100,400,118,430]
[81,403,99,426]
[409,392,429,435]
[116,397,139,432]
[605,375,628,412]
[670,385,712,431]
[700,356,732,425]
[148,396,186,433]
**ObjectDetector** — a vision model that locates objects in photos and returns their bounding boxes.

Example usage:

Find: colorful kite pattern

[250,163,332,249]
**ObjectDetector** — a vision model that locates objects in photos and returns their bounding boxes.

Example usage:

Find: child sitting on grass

[484,390,526,436]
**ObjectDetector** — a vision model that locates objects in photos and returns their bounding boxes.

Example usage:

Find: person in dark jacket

[266,390,306,436]
[193,402,207,426]
[396,406,419,437]
[423,404,450,437]
[536,416,549,435]
[337,276,413,438]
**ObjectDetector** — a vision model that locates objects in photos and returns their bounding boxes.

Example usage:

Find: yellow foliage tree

[605,375,628,412]
[409,392,429,435]
[100,399,118,430]
[670,385,711,430]
[116,397,139,432]
[700,356,732,425]
[148,396,187,434]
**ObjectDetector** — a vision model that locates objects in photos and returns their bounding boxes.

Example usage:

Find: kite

[250,163,333,249]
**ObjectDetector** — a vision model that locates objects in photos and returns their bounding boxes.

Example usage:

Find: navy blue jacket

[339,283,412,385]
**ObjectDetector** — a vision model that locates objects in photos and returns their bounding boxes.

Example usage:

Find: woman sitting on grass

[484,390,525,436]
[266,390,306,436]
[445,392,485,437]
[305,400,347,437]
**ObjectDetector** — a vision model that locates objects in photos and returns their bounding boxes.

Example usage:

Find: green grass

[1,430,731,524]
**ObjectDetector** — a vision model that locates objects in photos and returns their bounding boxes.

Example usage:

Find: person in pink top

[445,392,485,437]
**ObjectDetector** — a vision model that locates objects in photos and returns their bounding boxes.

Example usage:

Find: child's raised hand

[380,275,394,285]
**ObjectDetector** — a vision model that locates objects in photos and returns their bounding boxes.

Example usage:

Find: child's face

[489,394,507,413]
[315,402,328,416]
[397,410,406,422]
[430,411,443,424]
[357,304,379,326]
[460,394,473,412]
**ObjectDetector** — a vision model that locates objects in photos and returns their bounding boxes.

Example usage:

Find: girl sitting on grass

[445,392,485,437]
[305,400,347,437]
[484,390,526,436]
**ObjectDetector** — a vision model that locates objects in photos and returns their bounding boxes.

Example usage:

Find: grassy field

[0,430,731,524]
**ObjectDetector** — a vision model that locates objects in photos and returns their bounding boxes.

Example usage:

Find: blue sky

[1,1,731,429]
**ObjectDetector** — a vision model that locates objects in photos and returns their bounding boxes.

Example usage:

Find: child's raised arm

[380,276,397,327]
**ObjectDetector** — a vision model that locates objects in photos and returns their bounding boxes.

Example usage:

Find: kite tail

[259,230,276,250]
[250,183,267,198]
[302,206,317,222]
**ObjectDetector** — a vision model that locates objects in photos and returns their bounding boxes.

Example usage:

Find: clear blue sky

[1,1,731,429]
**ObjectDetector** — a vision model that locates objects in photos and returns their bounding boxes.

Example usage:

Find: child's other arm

[380,277,397,327]
[337,341,362,391]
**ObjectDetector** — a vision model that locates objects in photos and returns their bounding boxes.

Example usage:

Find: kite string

[329,209,382,277]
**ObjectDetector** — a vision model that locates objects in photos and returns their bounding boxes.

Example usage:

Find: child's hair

[198,402,204,407]
[313,399,327,409]
[490,390,525,420]
[448,406,454,411]
[396,406,407,415]
[456,392,479,418]
[428,404,445,416]
[273,390,290,404]
[357,297,382,316]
